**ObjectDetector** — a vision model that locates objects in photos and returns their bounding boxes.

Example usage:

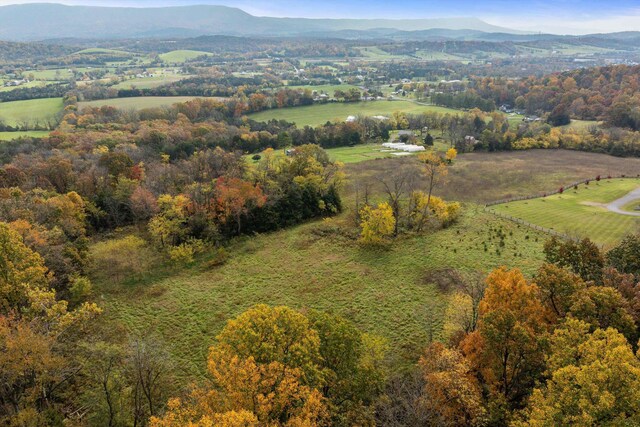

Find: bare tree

[128,336,172,427]
[378,169,418,236]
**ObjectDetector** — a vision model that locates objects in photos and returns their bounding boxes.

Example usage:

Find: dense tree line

[472,64,640,129]
[0,82,70,103]
[432,91,496,112]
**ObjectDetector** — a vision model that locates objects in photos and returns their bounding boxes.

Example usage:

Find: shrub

[90,235,155,282]
[169,243,195,265]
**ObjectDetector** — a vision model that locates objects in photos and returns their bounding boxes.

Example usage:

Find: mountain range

[0,3,529,40]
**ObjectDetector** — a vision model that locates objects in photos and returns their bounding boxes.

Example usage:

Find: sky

[1,0,640,34]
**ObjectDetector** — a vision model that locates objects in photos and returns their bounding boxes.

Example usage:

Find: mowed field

[159,50,213,63]
[0,98,63,126]
[247,100,462,127]
[98,207,546,382]
[491,178,640,247]
[78,96,223,110]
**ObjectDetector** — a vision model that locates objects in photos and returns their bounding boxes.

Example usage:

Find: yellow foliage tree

[151,305,329,426]
[515,318,640,426]
[359,203,395,246]
[418,343,486,426]
[445,147,458,164]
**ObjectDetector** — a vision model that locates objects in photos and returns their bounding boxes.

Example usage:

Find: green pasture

[247,100,463,127]
[78,96,222,110]
[491,178,640,247]
[0,98,63,126]
[96,206,546,382]
[159,50,213,63]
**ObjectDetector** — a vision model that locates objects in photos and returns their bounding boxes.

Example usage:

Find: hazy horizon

[0,0,639,35]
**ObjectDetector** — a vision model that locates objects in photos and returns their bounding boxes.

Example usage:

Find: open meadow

[112,74,188,90]
[0,98,63,126]
[345,149,640,204]
[0,130,49,140]
[97,206,546,382]
[159,50,213,62]
[490,178,640,247]
[247,100,462,127]
[78,96,223,110]
[95,148,640,384]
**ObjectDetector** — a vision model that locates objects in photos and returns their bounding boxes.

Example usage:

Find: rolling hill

[0,3,526,40]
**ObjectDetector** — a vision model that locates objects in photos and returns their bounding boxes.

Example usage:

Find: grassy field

[0,98,63,126]
[94,148,640,385]
[27,69,74,81]
[345,149,640,204]
[0,130,49,140]
[285,84,361,94]
[247,101,462,127]
[159,50,213,63]
[326,144,399,163]
[112,75,188,90]
[96,206,546,382]
[491,178,640,247]
[75,48,133,56]
[622,200,640,213]
[78,96,222,110]
[560,119,601,131]
[0,81,55,92]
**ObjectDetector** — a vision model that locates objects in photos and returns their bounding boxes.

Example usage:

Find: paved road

[606,187,640,216]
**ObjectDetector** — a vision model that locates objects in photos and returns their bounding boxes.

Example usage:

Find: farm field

[0,81,55,92]
[112,74,188,89]
[285,84,361,94]
[247,100,462,127]
[159,50,212,63]
[490,178,640,247]
[78,96,222,110]
[27,69,74,80]
[0,98,63,126]
[0,130,49,140]
[345,149,640,204]
[326,144,402,163]
[96,206,546,382]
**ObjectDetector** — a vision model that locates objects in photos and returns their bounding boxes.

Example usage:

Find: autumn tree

[359,202,395,246]
[418,343,486,426]
[148,194,191,248]
[607,233,640,277]
[445,147,458,164]
[215,177,266,234]
[378,169,417,236]
[544,237,605,283]
[418,151,448,209]
[460,268,549,424]
[307,310,386,426]
[515,318,640,426]
[0,222,100,424]
[534,263,585,321]
[152,305,329,426]
[568,285,636,342]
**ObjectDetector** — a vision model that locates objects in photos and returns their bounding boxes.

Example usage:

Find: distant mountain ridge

[0,3,530,40]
